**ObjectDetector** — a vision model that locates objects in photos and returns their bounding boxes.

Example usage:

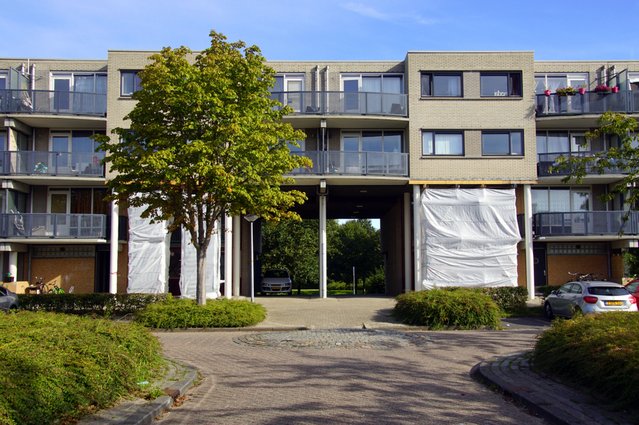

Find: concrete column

[109,199,119,294]
[319,193,327,298]
[412,184,422,291]
[224,214,232,298]
[523,184,536,300]
[403,192,412,293]
[8,252,17,280]
[232,215,241,297]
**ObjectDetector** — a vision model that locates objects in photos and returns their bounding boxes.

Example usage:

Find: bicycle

[25,277,65,294]
[567,271,604,282]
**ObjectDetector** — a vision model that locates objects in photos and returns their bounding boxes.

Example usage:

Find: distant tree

[329,219,383,284]
[98,31,310,304]
[261,219,319,288]
[556,112,639,224]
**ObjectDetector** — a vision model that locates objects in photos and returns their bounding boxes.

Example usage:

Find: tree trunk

[196,246,207,305]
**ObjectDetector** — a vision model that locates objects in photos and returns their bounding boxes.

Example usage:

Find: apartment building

[1,50,637,297]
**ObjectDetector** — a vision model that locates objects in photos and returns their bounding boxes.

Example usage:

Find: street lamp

[244,214,259,302]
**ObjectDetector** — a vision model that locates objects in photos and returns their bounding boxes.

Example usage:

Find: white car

[260,269,292,295]
[544,281,637,319]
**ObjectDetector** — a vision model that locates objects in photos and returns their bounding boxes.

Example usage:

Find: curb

[471,353,634,425]
[78,360,198,425]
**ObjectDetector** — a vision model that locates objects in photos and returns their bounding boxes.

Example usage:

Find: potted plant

[578,87,586,95]
[543,89,552,96]
[612,86,620,93]
[594,84,611,93]
[556,87,577,96]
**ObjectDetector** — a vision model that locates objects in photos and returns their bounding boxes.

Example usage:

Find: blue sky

[2,0,638,61]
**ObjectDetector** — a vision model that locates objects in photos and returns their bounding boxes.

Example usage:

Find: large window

[51,72,107,113]
[536,131,589,155]
[532,187,590,213]
[421,73,462,97]
[482,131,523,156]
[535,73,588,94]
[121,71,141,97]
[272,74,304,112]
[340,74,403,114]
[422,131,464,156]
[480,72,522,97]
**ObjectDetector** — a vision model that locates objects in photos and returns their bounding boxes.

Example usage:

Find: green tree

[329,219,383,286]
[556,112,639,225]
[98,31,310,304]
[261,219,319,289]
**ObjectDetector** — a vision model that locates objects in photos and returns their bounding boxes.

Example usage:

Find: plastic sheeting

[127,206,170,294]
[179,221,221,299]
[419,188,520,290]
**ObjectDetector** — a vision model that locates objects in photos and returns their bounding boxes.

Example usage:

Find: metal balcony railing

[270,91,407,117]
[0,213,107,239]
[536,91,639,116]
[0,151,105,177]
[533,211,639,236]
[288,151,408,176]
[537,151,627,177]
[0,89,107,116]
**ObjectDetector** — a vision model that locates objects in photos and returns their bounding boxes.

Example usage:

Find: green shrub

[535,285,561,299]
[135,298,266,329]
[0,311,165,425]
[18,293,168,316]
[532,312,639,411]
[327,281,350,291]
[394,289,502,330]
[483,286,528,313]
[364,267,385,294]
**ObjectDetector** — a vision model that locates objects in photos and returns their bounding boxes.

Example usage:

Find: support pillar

[224,214,232,298]
[109,199,119,294]
[412,184,422,291]
[319,190,327,299]
[403,192,412,293]
[232,215,241,297]
[8,252,17,280]
[523,184,536,300]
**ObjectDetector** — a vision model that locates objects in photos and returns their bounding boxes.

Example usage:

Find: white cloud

[340,2,436,25]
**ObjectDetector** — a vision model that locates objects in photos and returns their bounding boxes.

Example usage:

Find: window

[532,187,590,213]
[421,73,462,97]
[340,74,404,114]
[422,131,464,156]
[272,74,305,112]
[121,71,141,97]
[535,73,588,94]
[0,71,6,90]
[482,131,523,156]
[480,72,522,97]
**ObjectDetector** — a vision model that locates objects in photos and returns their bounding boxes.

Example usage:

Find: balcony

[0,213,107,239]
[0,151,105,178]
[536,91,639,117]
[289,151,408,177]
[533,211,639,237]
[271,91,407,117]
[0,89,107,117]
[537,151,625,178]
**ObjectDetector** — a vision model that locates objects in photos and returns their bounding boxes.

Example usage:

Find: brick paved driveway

[155,326,547,424]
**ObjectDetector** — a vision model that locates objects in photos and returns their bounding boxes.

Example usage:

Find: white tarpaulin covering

[419,188,520,290]
[179,221,221,299]
[127,206,170,293]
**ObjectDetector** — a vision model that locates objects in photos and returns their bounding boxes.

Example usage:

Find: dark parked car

[260,269,292,295]
[0,286,19,311]
[544,281,637,319]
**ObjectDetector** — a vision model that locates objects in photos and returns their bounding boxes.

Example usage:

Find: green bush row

[18,293,168,316]
[0,311,165,425]
[482,286,528,313]
[394,288,502,330]
[134,298,266,329]
[532,312,639,411]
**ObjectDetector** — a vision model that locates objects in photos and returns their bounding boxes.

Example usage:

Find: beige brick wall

[405,52,537,182]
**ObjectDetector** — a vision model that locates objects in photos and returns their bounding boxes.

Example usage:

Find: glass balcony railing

[533,211,639,236]
[537,151,626,177]
[0,89,107,116]
[0,151,105,177]
[270,91,407,117]
[289,151,408,176]
[536,91,639,116]
[0,213,107,239]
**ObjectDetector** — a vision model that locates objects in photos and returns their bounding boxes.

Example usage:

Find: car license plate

[605,301,623,306]
[272,286,281,291]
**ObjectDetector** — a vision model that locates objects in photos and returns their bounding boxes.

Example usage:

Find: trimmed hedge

[532,312,639,411]
[135,298,266,329]
[483,286,528,313]
[0,311,165,425]
[394,288,502,329]
[18,293,168,316]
